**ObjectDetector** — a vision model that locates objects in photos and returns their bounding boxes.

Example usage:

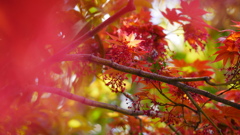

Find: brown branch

[171,77,209,82]
[171,82,240,109]
[201,85,235,108]
[184,91,222,135]
[168,124,182,135]
[205,78,239,86]
[28,85,162,117]
[62,54,240,110]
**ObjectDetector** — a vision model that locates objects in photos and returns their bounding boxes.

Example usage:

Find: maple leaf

[183,23,208,50]
[131,74,142,83]
[135,9,152,24]
[179,0,217,46]
[147,93,161,102]
[216,105,240,123]
[214,32,240,66]
[107,32,143,47]
[124,33,143,47]
[191,60,212,71]
[161,8,189,25]
[134,91,149,100]
[179,0,208,19]
[217,89,240,102]
[171,59,214,77]
[191,59,214,76]
[121,10,151,27]
[170,59,188,68]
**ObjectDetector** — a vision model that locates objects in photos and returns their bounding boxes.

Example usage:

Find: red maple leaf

[217,90,240,102]
[183,23,208,50]
[191,59,214,76]
[161,8,188,25]
[174,0,218,50]
[191,59,212,71]
[179,0,208,19]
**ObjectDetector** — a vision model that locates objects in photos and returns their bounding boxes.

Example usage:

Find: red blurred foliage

[0,0,62,86]
[0,1,79,133]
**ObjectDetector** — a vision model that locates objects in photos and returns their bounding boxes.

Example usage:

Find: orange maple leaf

[171,59,214,77]
[214,32,240,66]
[191,59,214,76]
[170,59,188,67]
[191,59,212,71]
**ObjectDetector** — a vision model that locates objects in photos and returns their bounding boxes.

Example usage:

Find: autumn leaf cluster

[0,0,239,135]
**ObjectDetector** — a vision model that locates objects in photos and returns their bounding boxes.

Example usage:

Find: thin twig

[171,77,239,86]
[184,91,223,135]
[168,124,182,135]
[205,78,239,86]
[150,81,197,113]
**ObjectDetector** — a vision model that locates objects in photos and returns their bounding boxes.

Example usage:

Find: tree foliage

[0,0,239,134]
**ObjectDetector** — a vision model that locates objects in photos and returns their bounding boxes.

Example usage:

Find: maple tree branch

[172,77,239,86]
[171,77,209,82]
[62,54,240,110]
[28,85,162,117]
[201,85,235,108]
[205,79,240,86]
[151,83,183,135]
[171,82,239,109]
[184,91,223,135]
